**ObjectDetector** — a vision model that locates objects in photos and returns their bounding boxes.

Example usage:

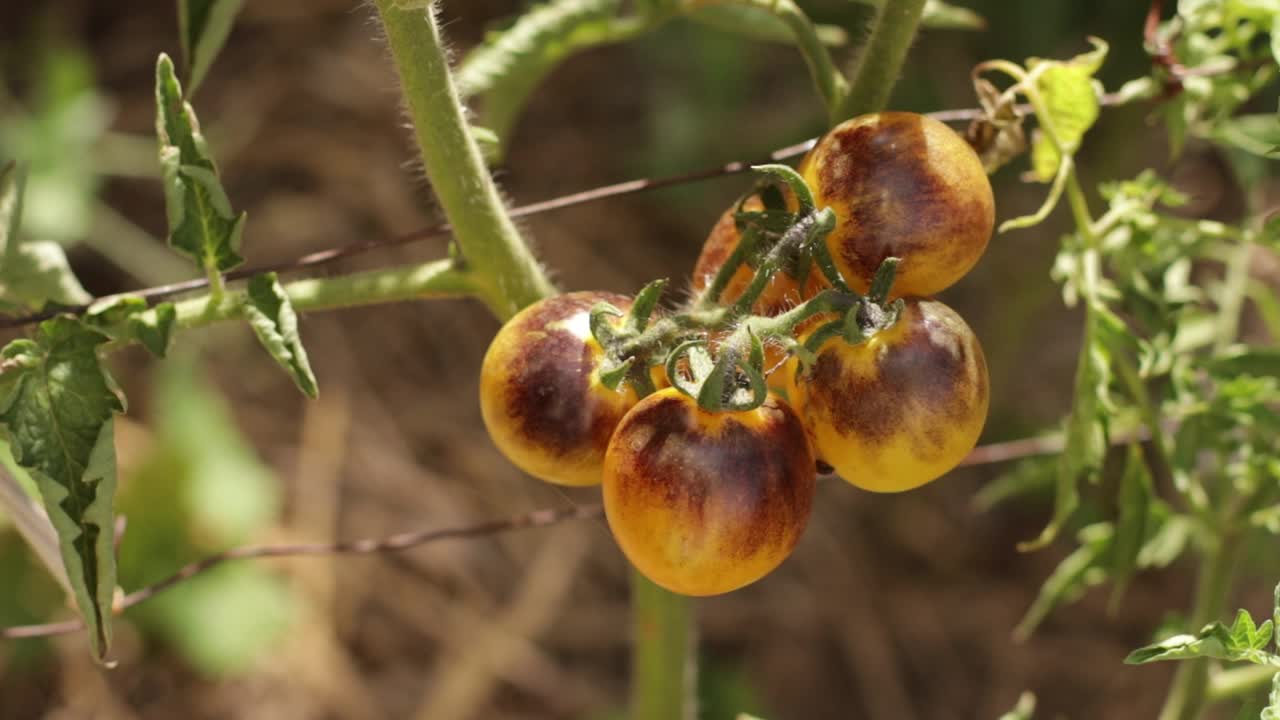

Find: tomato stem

[371,0,556,321]
[836,0,928,121]
[630,570,695,720]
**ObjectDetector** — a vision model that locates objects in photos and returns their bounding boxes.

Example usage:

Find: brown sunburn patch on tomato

[809,302,985,459]
[611,394,814,564]
[503,293,632,459]
[815,113,992,288]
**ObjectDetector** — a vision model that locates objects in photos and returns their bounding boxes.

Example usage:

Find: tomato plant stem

[630,570,695,720]
[1158,529,1244,720]
[120,258,477,336]
[371,0,556,321]
[836,0,927,121]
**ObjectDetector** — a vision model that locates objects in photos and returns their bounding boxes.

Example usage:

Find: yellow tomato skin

[602,389,816,596]
[790,299,989,492]
[480,292,640,487]
[803,112,994,298]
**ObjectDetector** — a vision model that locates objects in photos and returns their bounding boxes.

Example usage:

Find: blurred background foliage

[0,0,1277,718]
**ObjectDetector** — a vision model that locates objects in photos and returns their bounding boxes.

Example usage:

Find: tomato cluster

[479,112,993,596]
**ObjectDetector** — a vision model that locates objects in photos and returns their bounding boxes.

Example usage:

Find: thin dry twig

[1,503,601,641]
[0,428,1154,643]
[0,96,1138,332]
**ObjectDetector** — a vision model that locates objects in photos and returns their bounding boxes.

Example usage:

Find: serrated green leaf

[83,296,177,358]
[244,273,318,398]
[177,0,245,95]
[0,162,91,312]
[154,53,246,274]
[1127,611,1280,666]
[1016,523,1113,639]
[921,0,986,30]
[0,318,124,662]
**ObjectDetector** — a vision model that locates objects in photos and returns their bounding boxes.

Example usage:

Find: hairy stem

[836,0,927,121]
[128,258,477,334]
[372,0,555,321]
[631,572,695,720]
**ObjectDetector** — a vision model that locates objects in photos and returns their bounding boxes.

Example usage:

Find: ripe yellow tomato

[789,298,988,492]
[602,388,816,596]
[480,291,641,486]
[803,112,994,298]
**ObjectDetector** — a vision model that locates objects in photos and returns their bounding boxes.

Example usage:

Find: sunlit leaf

[154,53,246,274]
[0,162,91,312]
[244,273,318,398]
[177,0,246,95]
[0,318,123,663]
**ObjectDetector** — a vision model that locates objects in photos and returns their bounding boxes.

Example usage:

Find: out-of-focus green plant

[117,357,293,675]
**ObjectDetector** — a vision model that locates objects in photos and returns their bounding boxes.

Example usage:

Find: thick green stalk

[835,0,927,121]
[372,0,555,321]
[631,572,695,720]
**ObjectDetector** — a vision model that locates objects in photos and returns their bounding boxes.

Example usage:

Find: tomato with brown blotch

[602,388,816,596]
[691,193,829,316]
[480,291,643,487]
[803,112,994,298]
[788,298,989,493]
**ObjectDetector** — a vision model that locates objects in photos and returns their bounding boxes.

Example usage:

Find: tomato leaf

[1026,38,1107,183]
[0,161,91,312]
[1015,523,1113,639]
[457,0,629,159]
[154,53,246,275]
[177,0,245,95]
[84,296,177,358]
[0,318,125,663]
[244,273,318,399]
[688,4,850,46]
[1126,610,1280,666]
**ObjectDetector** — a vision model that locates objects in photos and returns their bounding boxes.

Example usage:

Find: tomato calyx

[590,278,669,395]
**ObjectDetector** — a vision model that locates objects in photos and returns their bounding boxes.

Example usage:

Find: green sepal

[750,163,815,213]
[243,273,318,399]
[801,318,845,358]
[627,278,667,332]
[665,338,713,400]
[597,356,635,392]
[589,301,625,346]
[867,257,901,304]
[746,325,765,375]
[0,317,125,663]
[696,343,767,413]
[841,301,868,345]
